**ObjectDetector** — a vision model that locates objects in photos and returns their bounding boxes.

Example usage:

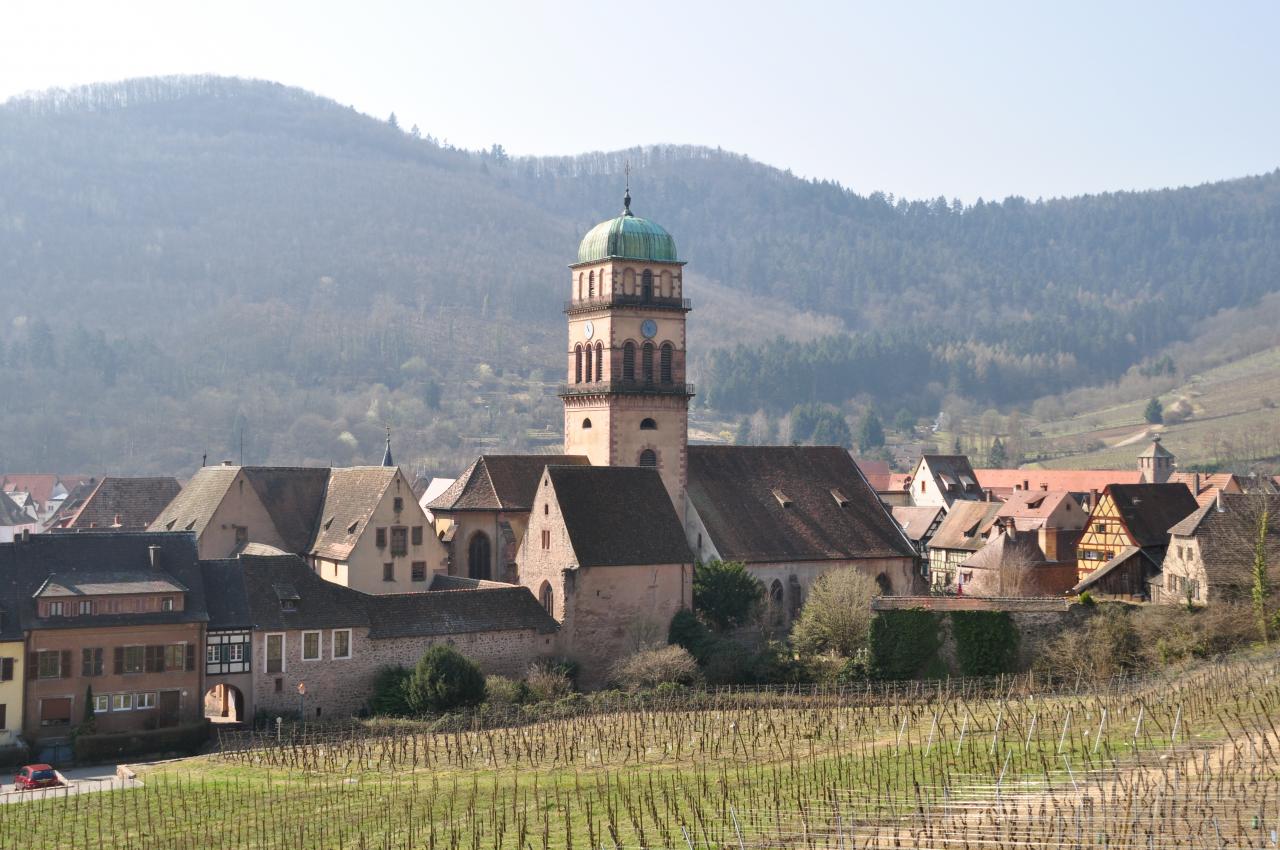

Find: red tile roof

[974,468,1143,495]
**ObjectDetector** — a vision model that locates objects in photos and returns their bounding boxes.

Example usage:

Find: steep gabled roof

[428,455,590,512]
[927,500,1004,552]
[890,506,944,542]
[1170,493,1280,589]
[62,476,182,531]
[308,467,400,561]
[0,490,30,526]
[367,587,558,638]
[688,446,915,563]
[548,465,692,567]
[241,467,330,553]
[239,553,371,631]
[149,465,240,535]
[0,531,207,631]
[0,474,66,508]
[914,455,981,497]
[975,468,1143,496]
[1104,483,1200,548]
[995,489,1081,528]
[960,528,1050,570]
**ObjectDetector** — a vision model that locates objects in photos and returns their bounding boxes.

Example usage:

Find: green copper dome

[576,192,678,264]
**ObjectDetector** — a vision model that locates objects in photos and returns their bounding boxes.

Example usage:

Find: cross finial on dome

[623,159,633,216]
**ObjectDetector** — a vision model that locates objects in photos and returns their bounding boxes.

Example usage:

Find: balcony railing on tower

[564,294,692,314]
[559,380,695,398]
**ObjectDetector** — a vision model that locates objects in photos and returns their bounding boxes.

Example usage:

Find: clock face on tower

[583,321,594,340]
[641,319,657,339]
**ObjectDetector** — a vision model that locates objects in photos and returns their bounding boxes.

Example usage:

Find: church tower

[562,186,691,516]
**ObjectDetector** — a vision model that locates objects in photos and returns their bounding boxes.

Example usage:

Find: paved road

[0,764,141,803]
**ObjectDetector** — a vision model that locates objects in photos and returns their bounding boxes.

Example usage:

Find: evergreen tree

[892,408,915,434]
[857,410,885,452]
[1144,397,1164,424]
[387,112,399,130]
[987,436,1009,468]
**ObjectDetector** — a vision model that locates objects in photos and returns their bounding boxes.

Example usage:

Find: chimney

[1039,527,1058,562]
[1192,472,1201,495]
[1022,479,1029,492]
[1089,489,1099,511]
[221,460,234,466]
[19,528,30,543]
[1040,482,1049,491]
[148,544,162,570]
[1216,490,1225,513]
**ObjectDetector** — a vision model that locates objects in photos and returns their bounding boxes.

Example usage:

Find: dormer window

[830,489,850,507]
[771,489,792,509]
[161,598,174,612]
[281,599,297,613]
[48,601,64,617]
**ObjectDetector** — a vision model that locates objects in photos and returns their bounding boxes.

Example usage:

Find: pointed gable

[308,467,399,561]
[428,454,590,512]
[546,466,691,567]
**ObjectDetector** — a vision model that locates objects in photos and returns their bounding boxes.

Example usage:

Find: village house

[48,476,181,532]
[686,446,920,615]
[0,578,23,751]
[150,462,447,594]
[925,500,1003,590]
[427,454,589,582]
[890,505,944,555]
[905,455,983,512]
[956,521,1080,597]
[1,474,95,522]
[517,465,692,688]
[1157,493,1280,605]
[0,491,39,544]
[1072,483,1200,600]
[199,558,254,724]
[0,532,208,750]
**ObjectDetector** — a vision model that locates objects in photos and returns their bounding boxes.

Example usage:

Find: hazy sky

[3,1,1277,201]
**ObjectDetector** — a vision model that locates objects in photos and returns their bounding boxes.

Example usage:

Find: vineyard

[5,653,1280,849]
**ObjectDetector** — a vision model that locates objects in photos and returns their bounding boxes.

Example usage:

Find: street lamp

[297,681,307,725]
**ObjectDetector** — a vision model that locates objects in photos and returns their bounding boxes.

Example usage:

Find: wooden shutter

[60,649,72,678]
[27,653,37,681]
[186,643,196,672]
[114,646,124,675]
[94,648,104,677]
[147,645,163,673]
[0,657,12,681]
[81,648,93,678]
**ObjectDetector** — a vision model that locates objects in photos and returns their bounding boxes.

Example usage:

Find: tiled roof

[308,467,398,561]
[548,465,692,567]
[367,587,558,638]
[0,490,30,526]
[0,531,207,631]
[975,468,1143,495]
[890,506,943,542]
[419,477,456,522]
[242,467,331,553]
[37,571,188,597]
[149,465,239,535]
[1103,483,1200,548]
[0,474,65,508]
[428,455,590,512]
[854,459,892,491]
[63,476,182,531]
[960,528,1050,570]
[995,490,1081,529]
[200,559,253,630]
[688,446,916,563]
[427,574,509,591]
[914,455,981,497]
[1072,545,1147,593]
[239,554,371,631]
[927,501,1004,552]
[1169,493,1280,588]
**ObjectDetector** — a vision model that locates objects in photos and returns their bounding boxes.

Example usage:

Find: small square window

[136,692,157,710]
[274,677,283,693]
[383,562,394,582]
[390,527,408,556]
[161,598,174,612]
[93,694,110,713]
[112,693,134,712]
[411,526,423,546]
[393,497,404,513]
[48,602,64,617]
[375,527,387,548]
[411,561,426,582]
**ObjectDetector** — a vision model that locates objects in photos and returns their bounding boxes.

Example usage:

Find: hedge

[73,721,209,763]
[951,610,1020,676]
[868,608,941,680]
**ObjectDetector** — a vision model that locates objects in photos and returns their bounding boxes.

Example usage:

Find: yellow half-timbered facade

[1075,493,1132,580]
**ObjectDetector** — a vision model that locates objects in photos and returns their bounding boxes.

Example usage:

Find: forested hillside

[2,76,1278,475]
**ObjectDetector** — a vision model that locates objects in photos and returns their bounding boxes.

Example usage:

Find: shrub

[668,609,713,661]
[367,665,413,716]
[1035,604,1142,681]
[792,569,879,658]
[524,663,573,702]
[611,645,701,690]
[951,611,1019,676]
[484,675,528,706]
[693,560,763,631]
[404,646,486,714]
[868,608,941,680]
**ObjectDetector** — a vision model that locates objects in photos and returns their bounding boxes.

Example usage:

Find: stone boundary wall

[873,595,1070,613]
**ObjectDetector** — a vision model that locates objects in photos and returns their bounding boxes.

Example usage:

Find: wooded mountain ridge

[1,75,1278,475]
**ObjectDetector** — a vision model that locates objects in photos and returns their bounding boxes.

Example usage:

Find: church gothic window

[595,342,603,381]
[622,342,636,381]
[574,345,582,383]
[539,582,554,616]
[639,449,657,468]
[468,532,491,580]
[640,418,657,430]
[642,342,655,383]
[660,342,674,384]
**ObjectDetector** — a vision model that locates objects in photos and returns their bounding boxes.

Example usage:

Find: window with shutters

[411,561,426,582]
[302,631,321,661]
[0,657,13,681]
[639,449,658,468]
[642,269,653,300]
[123,645,144,674]
[623,342,636,381]
[37,650,62,679]
[0,704,5,729]
[584,345,593,383]
[266,634,284,674]
[144,645,165,673]
[164,644,186,671]
[393,496,404,513]
[575,345,583,383]
[390,526,408,556]
[412,526,424,546]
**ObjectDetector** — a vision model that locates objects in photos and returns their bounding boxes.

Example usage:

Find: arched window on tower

[641,269,653,301]
[642,342,655,384]
[574,345,583,383]
[639,449,657,468]
[583,345,593,383]
[660,342,674,384]
[640,418,657,430]
[622,342,636,382]
[582,418,592,429]
[576,272,583,300]
[595,342,603,381]
[588,271,594,299]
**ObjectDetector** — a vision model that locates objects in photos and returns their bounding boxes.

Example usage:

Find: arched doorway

[204,683,245,723]
[538,581,554,617]
[468,532,492,580]
[768,579,785,626]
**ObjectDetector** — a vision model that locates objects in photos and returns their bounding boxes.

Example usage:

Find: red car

[13,764,62,790]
